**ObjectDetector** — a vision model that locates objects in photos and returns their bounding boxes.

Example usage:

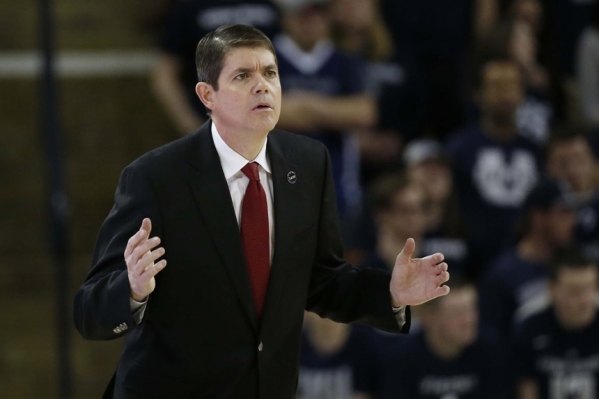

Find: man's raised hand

[389,238,450,307]
[125,218,167,302]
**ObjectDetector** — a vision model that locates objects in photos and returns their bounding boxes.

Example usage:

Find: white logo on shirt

[472,148,538,207]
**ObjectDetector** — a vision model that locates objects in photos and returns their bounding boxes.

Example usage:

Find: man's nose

[254,76,269,93]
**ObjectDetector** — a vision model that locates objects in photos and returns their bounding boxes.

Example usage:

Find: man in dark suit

[74,24,450,399]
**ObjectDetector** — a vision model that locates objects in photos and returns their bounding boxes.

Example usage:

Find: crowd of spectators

[150,0,599,397]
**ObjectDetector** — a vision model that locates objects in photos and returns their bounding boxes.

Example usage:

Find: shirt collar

[211,122,271,180]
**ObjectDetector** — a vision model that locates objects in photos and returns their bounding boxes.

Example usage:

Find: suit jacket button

[258,342,263,352]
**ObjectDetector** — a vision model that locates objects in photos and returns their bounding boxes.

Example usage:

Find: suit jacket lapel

[186,122,257,331]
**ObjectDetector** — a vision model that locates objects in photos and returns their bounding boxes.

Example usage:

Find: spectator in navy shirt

[151,0,280,134]
[329,0,418,183]
[479,179,577,340]
[478,18,553,146]
[297,312,379,399]
[273,0,377,259]
[446,59,543,267]
[514,248,599,399]
[376,277,511,399]
[547,124,599,262]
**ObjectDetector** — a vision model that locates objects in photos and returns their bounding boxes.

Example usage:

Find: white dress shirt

[210,123,275,262]
[130,123,405,328]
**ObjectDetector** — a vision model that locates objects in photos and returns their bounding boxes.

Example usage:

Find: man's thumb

[399,238,415,261]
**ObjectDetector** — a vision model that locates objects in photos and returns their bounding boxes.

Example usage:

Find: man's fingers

[140,247,166,272]
[435,284,451,298]
[131,245,164,276]
[141,218,152,238]
[435,270,450,285]
[418,252,444,269]
[127,237,162,273]
[436,262,448,273]
[125,228,147,259]
[141,259,167,279]
[124,218,153,259]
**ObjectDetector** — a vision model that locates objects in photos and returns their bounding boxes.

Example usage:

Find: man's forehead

[222,47,276,71]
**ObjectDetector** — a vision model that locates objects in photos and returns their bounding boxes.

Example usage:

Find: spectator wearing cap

[446,59,543,266]
[273,0,377,259]
[546,124,599,261]
[513,248,599,399]
[404,140,473,278]
[151,0,280,135]
[478,179,577,341]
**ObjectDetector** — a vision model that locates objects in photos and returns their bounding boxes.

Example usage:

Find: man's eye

[236,73,248,80]
[267,70,277,78]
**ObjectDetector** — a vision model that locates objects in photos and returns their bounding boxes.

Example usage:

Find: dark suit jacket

[74,121,409,399]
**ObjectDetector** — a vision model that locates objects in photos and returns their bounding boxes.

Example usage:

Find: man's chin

[257,117,278,133]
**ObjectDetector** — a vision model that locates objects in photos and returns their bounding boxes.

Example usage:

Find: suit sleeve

[305,147,408,333]
[74,164,162,340]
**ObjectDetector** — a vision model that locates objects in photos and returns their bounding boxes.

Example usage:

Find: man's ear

[196,82,215,112]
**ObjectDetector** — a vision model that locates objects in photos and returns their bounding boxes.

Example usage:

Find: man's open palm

[390,238,450,307]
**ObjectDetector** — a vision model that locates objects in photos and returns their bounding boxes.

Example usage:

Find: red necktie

[240,162,270,320]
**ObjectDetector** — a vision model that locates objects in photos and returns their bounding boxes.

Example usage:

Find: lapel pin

[287,171,297,184]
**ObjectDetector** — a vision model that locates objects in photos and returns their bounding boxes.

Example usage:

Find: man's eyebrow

[230,64,278,76]
[231,67,254,76]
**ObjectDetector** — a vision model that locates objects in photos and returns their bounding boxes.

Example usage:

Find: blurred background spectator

[478,179,577,341]
[273,0,375,262]
[477,16,554,145]
[376,277,512,399]
[513,248,599,399]
[446,59,543,268]
[9,0,599,396]
[297,312,379,399]
[328,0,409,184]
[546,124,599,262]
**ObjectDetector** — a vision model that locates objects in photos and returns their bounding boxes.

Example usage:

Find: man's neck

[213,120,268,161]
